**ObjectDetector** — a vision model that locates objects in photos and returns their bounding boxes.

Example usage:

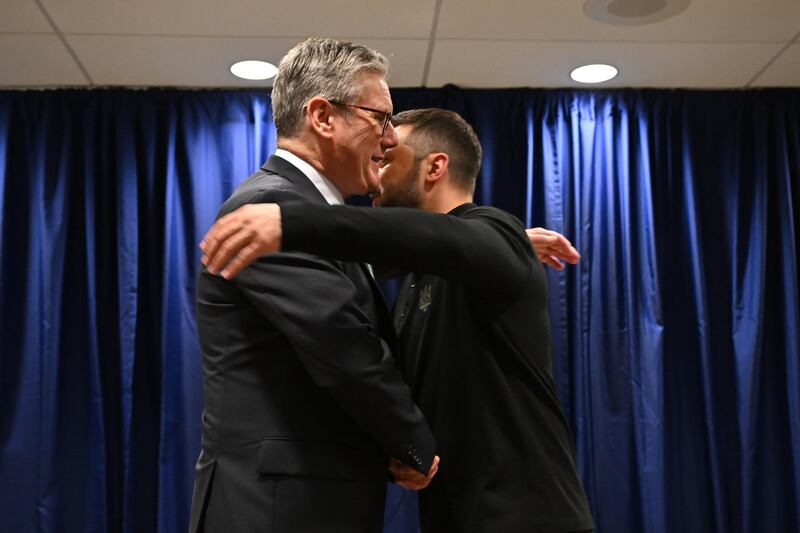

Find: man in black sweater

[202,109,594,533]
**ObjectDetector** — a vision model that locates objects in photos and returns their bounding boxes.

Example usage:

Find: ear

[423,152,449,184]
[307,97,335,138]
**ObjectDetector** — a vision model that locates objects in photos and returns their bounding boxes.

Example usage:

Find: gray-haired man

[188,38,439,533]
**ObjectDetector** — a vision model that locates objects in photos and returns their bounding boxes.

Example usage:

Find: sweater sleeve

[281,201,538,296]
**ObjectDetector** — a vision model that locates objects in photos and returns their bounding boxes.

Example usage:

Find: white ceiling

[1,0,799,89]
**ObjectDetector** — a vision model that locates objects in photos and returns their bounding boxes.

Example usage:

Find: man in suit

[200,109,595,532]
[188,39,439,533]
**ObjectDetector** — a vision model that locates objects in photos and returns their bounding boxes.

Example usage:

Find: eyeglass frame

[327,99,393,136]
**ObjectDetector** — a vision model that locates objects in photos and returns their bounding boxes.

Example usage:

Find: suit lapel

[265,154,395,344]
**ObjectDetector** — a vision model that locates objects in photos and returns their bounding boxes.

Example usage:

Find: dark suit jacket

[188,156,436,533]
[279,201,595,533]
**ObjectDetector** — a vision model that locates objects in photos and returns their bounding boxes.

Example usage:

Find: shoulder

[218,169,309,217]
[460,205,526,234]
[461,204,539,267]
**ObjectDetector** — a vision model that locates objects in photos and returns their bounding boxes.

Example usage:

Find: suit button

[406,444,422,465]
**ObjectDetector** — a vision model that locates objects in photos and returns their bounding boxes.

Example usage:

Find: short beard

[380,158,423,209]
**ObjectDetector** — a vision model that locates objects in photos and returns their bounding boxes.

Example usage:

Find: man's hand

[200,203,282,279]
[389,455,440,491]
[526,227,581,270]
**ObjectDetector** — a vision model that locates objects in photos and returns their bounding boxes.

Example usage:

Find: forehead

[357,72,392,105]
[396,124,414,147]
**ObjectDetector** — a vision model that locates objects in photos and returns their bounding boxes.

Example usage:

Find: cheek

[341,127,374,154]
[379,166,399,185]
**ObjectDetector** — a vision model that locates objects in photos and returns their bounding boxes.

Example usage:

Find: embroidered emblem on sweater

[418,284,432,312]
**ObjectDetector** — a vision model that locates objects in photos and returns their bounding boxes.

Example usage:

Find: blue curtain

[1,87,798,533]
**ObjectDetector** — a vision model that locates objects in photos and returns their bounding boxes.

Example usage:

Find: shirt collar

[274,148,344,205]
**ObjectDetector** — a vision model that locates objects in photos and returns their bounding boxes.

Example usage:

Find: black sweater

[282,201,594,533]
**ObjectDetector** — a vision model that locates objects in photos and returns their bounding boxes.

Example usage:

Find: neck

[277,137,349,198]
[423,188,473,214]
[278,137,323,171]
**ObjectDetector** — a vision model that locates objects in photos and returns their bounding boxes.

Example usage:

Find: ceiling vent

[583,0,691,25]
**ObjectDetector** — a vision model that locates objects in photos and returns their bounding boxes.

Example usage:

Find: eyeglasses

[328,99,392,136]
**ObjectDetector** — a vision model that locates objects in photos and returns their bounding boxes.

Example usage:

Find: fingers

[527,227,581,268]
[389,462,419,488]
[198,204,283,278]
[389,465,425,489]
[205,228,256,275]
[388,456,440,490]
[426,455,440,483]
[219,243,265,279]
[398,475,428,490]
[201,213,243,266]
[526,227,558,243]
[553,236,581,264]
[538,254,565,270]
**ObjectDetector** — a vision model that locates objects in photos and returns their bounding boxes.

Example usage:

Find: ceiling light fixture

[570,64,618,84]
[230,60,278,80]
[583,0,691,26]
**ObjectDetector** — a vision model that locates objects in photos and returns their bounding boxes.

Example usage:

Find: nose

[381,121,399,149]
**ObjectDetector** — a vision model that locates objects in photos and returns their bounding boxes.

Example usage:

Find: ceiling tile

[751,44,800,86]
[350,39,429,87]
[427,40,784,88]
[68,35,428,88]
[41,0,436,39]
[0,0,53,33]
[0,35,87,86]
[70,35,298,87]
[437,0,800,43]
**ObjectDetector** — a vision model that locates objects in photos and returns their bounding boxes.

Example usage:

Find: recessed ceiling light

[230,60,278,80]
[570,64,618,84]
[584,0,691,26]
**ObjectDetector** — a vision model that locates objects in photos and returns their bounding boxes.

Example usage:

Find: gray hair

[271,37,390,139]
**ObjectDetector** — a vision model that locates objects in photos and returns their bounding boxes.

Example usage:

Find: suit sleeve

[281,201,536,296]
[227,192,436,473]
